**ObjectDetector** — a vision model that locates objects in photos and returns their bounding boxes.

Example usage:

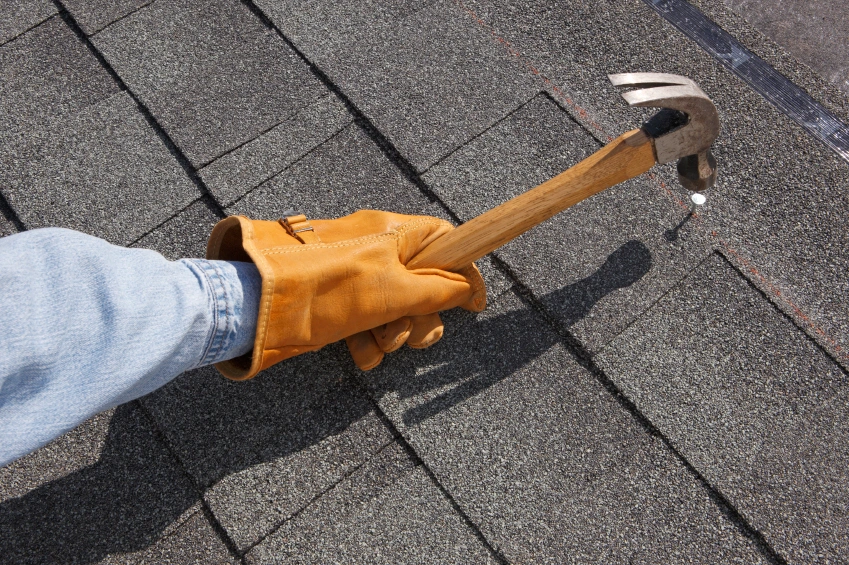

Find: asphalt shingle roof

[0,0,55,46]
[598,253,849,564]
[1,0,848,563]
[93,0,326,167]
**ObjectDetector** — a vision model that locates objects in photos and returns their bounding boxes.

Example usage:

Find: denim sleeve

[0,228,261,466]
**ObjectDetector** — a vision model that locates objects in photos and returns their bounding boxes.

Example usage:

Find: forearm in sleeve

[0,228,261,466]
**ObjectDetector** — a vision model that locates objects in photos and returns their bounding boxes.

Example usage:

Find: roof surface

[1,0,848,563]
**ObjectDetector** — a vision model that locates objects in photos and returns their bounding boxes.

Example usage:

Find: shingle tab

[0,405,199,564]
[0,17,119,135]
[132,198,223,260]
[97,507,237,565]
[424,94,712,351]
[246,443,493,564]
[0,0,56,46]
[257,0,537,170]
[93,0,326,166]
[200,94,352,206]
[0,92,200,245]
[141,343,393,551]
[63,0,153,35]
[228,124,435,218]
[254,0,433,62]
[598,253,849,565]
[363,290,769,564]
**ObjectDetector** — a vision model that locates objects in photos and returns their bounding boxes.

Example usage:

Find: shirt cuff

[180,259,262,367]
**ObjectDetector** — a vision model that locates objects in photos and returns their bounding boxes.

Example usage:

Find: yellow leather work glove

[206,210,487,380]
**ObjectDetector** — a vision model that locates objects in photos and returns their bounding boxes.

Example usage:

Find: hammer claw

[609,73,719,167]
[608,72,698,88]
[620,84,702,110]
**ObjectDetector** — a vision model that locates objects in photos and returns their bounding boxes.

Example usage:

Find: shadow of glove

[207,210,486,379]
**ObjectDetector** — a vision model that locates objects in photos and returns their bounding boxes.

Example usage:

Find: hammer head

[608,73,719,192]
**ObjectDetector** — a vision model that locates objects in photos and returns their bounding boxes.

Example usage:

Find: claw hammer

[408,73,720,272]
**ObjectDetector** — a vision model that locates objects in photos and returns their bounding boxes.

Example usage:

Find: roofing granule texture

[132,197,224,260]
[260,0,538,170]
[199,94,353,207]
[253,0,434,63]
[246,443,494,565]
[709,0,849,96]
[0,405,202,564]
[0,92,200,245]
[141,342,393,551]
[0,16,118,135]
[598,253,849,565]
[62,0,154,36]
[228,124,435,218]
[92,0,325,166]
[0,211,18,238]
[0,0,55,46]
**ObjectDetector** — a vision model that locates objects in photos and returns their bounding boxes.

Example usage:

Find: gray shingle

[0,16,119,135]
[63,0,153,35]
[199,94,352,206]
[0,92,200,245]
[254,0,433,62]
[141,342,393,550]
[246,443,493,565]
[97,506,237,565]
[0,411,114,503]
[597,253,849,565]
[92,0,326,166]
[0,0,55,45]
[0,405,199,565]
[458,0,849,366]
[132,198,223,260]
[362,290,769,564]
[3,0,844,561]
[424,93,712,351]
[258,0,537,171]
[227,123,435,218]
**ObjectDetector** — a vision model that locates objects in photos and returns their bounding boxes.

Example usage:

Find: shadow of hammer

[408,73,720,272]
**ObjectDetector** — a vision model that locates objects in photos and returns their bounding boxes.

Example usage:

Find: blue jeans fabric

[0,228,261,466]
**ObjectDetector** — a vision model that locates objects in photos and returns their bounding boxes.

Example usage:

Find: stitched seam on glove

[464,265,487,299]
[258,218,450,256]
[385,325,411,351]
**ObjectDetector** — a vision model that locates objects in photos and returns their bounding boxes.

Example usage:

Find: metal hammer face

[609,73,720,192]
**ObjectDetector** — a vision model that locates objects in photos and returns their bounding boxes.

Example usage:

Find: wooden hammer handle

[407,129,656,272]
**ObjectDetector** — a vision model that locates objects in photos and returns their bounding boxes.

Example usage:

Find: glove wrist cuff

[206,215,302,380]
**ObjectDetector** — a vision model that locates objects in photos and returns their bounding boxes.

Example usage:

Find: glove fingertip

[373,317,413,353]
[407,312,445,349]
[345,331,385,371]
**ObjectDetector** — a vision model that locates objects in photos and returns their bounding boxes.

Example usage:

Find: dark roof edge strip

[643,0,849,164]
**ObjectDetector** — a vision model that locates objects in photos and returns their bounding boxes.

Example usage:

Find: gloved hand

[206,210,487,380]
